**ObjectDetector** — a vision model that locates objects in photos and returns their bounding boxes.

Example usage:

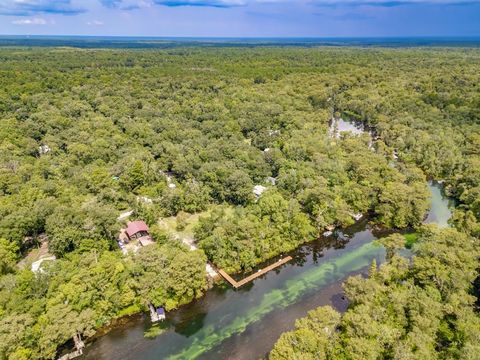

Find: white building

[253,185,267,198]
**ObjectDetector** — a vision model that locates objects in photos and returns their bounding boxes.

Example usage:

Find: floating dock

[218,256,293,288]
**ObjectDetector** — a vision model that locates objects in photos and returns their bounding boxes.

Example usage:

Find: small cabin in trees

[124,221,154,247]
[253,185,267,199]
[126,220,149,239]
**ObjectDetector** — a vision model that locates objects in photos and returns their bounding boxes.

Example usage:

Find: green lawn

[157,205,234,242]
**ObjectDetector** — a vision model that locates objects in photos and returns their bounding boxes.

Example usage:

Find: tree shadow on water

[174,312,208,338]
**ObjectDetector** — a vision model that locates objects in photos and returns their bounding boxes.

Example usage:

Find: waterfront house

[149,304,166,322]
[157,307,166,321]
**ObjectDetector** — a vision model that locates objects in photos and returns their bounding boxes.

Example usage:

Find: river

[329,117,372,138]
[83,181,451,360]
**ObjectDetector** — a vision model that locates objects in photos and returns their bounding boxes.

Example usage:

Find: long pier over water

[218,256,293,288]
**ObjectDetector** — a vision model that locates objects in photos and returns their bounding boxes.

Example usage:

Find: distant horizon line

[2,35,479,49]
[1,35,480,40]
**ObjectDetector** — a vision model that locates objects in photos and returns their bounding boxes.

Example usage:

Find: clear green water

[84,181,451,360]
[170,242,382,360]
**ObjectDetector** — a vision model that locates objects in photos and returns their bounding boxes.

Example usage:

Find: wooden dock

[57,333,84,360]
[218,256,293,288]
[58,349,83,360]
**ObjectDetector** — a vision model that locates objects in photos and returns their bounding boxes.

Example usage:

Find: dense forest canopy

[0,47,479,359]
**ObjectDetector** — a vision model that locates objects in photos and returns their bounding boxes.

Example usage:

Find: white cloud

[99,0,480,11]
[11,17,47,24]
[0,0,85,16]
[308,0,480,5]
[152,0,246,7]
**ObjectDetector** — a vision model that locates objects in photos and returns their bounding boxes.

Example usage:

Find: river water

[329,117,369,138]
[83,182,451,360]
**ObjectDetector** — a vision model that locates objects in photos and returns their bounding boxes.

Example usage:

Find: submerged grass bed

[167,241,385,359]
[144,323,169,339]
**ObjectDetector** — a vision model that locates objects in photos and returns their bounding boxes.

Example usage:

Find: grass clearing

[158,205,234,246]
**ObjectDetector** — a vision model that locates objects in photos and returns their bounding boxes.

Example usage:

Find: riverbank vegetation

[0,47,479,358]
[268,48,480,359]
[0,242,206,359]
[270,226,480,359]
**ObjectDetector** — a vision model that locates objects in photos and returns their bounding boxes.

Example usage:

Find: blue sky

[0,0,479,37]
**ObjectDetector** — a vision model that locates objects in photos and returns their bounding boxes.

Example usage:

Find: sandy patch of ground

[17,237,55,270]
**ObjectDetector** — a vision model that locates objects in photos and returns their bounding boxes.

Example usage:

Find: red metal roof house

[126,221,149,239]
[125,221,154,246]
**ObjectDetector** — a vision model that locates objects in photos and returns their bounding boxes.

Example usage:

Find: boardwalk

[218,256,293,288]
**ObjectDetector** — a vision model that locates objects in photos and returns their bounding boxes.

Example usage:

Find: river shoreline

[75,216,383,349]
[83,239,384,359]
[78,228,391,358]
[78,181,452,359]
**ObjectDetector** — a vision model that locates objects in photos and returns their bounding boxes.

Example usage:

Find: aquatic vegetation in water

[144,323,169,339]
[168,242,385,359]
